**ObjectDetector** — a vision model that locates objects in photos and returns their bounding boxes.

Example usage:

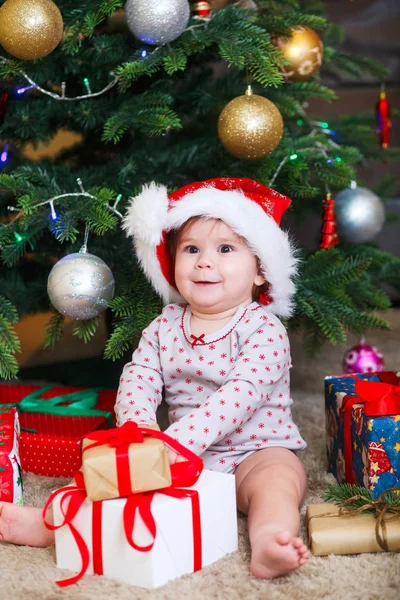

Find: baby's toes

[275,531,291,545]
[299,545,309,558]
[292,537,304,549]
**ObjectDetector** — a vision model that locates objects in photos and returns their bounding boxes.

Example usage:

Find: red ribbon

[44,428,204,587]
[82,421,203,498]
[341,374,400,484]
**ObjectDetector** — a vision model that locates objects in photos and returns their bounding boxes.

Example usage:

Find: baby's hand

[165,446,186,465]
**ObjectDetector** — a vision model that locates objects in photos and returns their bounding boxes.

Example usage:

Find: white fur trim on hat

[123,183,298,317]
[122,182,184,303]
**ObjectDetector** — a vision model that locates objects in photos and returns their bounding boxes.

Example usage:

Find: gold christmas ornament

[277,27,323,82]
[218,86,283,160]
[0,0,63,61]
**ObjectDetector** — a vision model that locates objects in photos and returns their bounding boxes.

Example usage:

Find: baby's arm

[115,316,164,427]
[163,318,290,455]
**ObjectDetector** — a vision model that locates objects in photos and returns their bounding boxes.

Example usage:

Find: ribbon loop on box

[355,379,400,417]
[3,386,113,425]
[124,492,157,552]
[42,482,89,587]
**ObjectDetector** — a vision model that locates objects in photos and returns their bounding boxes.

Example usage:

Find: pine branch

[72,317,100,344]
[323,483,400,511]
[43,312,65,350]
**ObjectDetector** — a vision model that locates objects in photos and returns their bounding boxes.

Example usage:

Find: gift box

[0,384,116,477]
[81,423,171,501]
[325,371,400,498]
[52,468,238,589]
[0,408,23,504]
[307,503,400,556]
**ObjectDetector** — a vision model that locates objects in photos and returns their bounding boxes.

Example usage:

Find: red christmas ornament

[376,88,391,149]
[191,1,211,16]
[320,192,339,249]
[0,91,9,126]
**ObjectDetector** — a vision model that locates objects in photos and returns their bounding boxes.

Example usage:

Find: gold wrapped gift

[307,504,400,556]
[81,424,171,502]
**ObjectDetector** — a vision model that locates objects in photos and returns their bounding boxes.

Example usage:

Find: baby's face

[174,218,265,316]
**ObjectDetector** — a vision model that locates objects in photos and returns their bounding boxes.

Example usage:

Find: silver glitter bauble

[335,185,385,243]
[125,0,190,45]
[47,252,115,320]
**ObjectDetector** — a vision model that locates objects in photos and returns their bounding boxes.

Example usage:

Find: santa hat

[123,177,298,317]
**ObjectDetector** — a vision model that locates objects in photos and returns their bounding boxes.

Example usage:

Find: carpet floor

[1,311,400,600]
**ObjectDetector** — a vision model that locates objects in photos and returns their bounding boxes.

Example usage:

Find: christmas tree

[0,0,399,379]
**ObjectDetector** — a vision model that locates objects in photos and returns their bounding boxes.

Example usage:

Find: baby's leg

[0,502,54,547]
[235,447,308,579]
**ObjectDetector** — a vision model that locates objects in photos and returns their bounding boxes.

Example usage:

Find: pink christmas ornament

[343,337,385,374]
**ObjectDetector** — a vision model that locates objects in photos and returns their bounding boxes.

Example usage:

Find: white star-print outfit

[115,302,306,474]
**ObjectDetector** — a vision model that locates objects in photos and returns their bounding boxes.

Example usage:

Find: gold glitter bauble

[0,0,63,60]
[218,88,283,160]
[277,27,323,82]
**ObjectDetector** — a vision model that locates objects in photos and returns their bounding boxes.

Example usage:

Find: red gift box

[0,384,116,477]
[0,407,23,503]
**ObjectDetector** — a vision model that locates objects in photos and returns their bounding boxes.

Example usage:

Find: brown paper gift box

[81,425,171,501]
[307,504,400,556]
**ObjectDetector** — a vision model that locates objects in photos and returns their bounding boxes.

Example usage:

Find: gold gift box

[81,425,171,502]
[307,504,400,556]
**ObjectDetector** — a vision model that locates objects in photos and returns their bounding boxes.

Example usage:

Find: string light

[112,193,123,210]
[49,200,57,221]
[0,13,215,103]
[0,56,120,102]
[83,78,92,94]
[16,85,35,95]
[5,178,124,232]
[0,144,9,163]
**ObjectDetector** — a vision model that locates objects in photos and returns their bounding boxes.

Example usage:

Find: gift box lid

[19,412,108,439]
[324,371,399,396]
[0,383,116,427]
[0,383,116,412]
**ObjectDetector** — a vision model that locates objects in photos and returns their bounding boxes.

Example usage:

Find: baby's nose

[196,253,213,267]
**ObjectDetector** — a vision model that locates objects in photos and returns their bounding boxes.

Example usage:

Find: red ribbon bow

[341,374,400,484]
[88,420,145,447]
[355,379,400,417]
[43,426,204,587]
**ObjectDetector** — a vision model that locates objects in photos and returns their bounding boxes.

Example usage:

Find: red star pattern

[114,303,306,474]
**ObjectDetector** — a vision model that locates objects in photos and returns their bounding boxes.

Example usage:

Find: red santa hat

[122,177,298,317]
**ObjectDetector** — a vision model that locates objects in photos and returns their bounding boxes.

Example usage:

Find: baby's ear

[254,273,266,286]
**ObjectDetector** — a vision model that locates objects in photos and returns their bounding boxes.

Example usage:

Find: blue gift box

[325,371,400,498]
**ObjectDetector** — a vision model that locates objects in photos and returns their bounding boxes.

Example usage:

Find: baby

[0,177,308,579]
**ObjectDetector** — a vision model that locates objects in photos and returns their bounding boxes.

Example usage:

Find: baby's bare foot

[250,529,309,579]
[0,502,54,547]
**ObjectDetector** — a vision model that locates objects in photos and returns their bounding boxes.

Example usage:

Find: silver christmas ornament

[47,251,115,320]
[334,184,385,243]
[125,0,190,45]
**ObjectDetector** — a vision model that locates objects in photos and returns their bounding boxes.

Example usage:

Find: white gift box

[54,469,238,588]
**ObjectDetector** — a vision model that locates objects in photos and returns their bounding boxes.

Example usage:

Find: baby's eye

[219,245,233,253]
[185,245,199,254]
